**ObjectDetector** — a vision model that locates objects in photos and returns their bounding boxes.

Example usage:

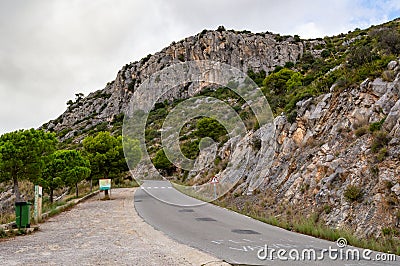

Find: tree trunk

[50,189,54,203]
[13,177,22,202]
[75,183,79,198]
[90,178,93,192]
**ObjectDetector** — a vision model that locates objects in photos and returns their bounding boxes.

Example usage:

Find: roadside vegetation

[213,194,400,256]
[153,19,400,256]
[0,129,137,226]
[1,18,399,252]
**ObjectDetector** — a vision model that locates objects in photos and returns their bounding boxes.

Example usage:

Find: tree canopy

[123,137,142,170]
[0,129,58,201]
[195,117,227,142]
[83,132,127,180]
[40,149,90,201]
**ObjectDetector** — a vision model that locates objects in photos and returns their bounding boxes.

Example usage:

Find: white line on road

[143,186,173,189]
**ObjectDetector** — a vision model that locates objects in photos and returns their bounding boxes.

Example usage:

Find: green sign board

[99,179,111,191]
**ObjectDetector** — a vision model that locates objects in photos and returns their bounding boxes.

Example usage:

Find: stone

[326,154,334,162]
[370,78,387,97]
[360,78,369,92]
[391,183,400,196]
[387,60,398,70]
[384,99,400,132]
[288,122,297,135]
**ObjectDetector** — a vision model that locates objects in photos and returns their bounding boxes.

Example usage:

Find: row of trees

[0,129,129,203]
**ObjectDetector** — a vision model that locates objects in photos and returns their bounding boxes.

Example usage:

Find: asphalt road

[135,180,399,266]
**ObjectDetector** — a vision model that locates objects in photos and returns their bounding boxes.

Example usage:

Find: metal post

[213,183,217,199]
[34,185,42,223]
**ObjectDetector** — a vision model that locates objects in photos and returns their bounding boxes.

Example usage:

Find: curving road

[135,180,399,266]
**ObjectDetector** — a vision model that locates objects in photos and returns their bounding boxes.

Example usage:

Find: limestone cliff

[43,29,306,139]
[208,60,400,237]
[41,25,400,238]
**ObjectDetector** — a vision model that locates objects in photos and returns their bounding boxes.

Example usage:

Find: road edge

[132,187,231,266]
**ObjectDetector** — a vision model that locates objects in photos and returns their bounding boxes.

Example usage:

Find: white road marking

[229,246,248,252]
[143,186,172,189]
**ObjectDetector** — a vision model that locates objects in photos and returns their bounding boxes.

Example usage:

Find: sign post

[34,185,43,223]
[99,179,112,199]
[210,176,219,199]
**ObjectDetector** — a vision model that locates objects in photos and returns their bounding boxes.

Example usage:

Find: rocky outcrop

[41,27,400,237]
[43,29,304,139]
[205,59,400,237]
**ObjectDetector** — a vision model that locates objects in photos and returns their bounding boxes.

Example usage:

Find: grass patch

[354,126,368,137]
[227,205,400,256]
[371,131,389,153]
[0,212,15,225]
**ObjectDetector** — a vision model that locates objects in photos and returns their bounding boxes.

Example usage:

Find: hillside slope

[42,20,400,241]
[43,28,306,141]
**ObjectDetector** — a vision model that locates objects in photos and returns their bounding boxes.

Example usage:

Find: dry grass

[0,212,15,225]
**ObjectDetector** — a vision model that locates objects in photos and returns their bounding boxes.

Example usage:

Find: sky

[0,0,399,135]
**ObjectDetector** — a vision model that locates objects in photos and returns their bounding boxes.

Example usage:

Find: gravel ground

[0,188,229,266]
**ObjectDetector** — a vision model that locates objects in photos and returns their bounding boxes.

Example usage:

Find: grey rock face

[41,28,400,237]
[213,61,400,237]
[44,30,305,139]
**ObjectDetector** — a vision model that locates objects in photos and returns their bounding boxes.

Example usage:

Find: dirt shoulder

[0,188,229,266]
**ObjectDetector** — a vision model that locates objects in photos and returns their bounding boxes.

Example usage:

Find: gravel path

[0,188,229,266]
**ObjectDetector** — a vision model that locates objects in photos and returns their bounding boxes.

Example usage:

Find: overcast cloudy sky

[0,0,399,135]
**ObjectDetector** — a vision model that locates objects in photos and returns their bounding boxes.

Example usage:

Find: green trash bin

[15,201,32,229]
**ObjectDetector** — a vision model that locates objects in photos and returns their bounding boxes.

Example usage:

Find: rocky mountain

[215,65,400,238]
[42,20,400,241]
[43,28,314,140]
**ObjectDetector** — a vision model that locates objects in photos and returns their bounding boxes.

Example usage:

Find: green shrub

[287,110,297,124]
[347,45,374,67]
[152,149,174,172]
[355,126,368,137]
[369,166,379,177]
[217,25,226,32]
[247,69,266,87]
[284,61,295,68]
[263,68,297,94]
[180,139,200,160]
[382,70,395,82]
[371,131,389,153]
[300,52,315,65]
[195,117,227,142]
[321,49,331,58]
[370,27,400,55]
[251,138,262,152]
[127,79,136,92]
[369,118,386,132]
[178,54,185,62]
[376,147,388,162]
[381,227,398,236]
[323,204,332,214]
[344,185,362,202]
[214,156,222,166]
